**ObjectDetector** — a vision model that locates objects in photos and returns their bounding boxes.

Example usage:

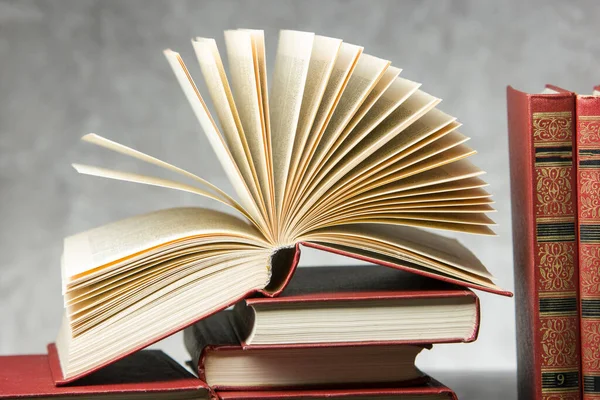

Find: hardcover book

[54,28,511,384]
[185,310,427,390]
[231,265,480,346]
[215,378,457,400]
[575,86,600,400]
[507,85,581,400]
[0,348,208,399]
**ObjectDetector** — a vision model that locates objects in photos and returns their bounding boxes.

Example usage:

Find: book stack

[0,29,512,398]
[182,265,483,399]
[508,85,600,400]
[1,265,492,400]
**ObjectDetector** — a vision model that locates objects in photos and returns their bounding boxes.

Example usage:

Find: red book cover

[1,347,209,399]
[575,88,600,400]
[507,85,581,400]
[237,264,480,347]
[216,377,457,400]
[51,242,511,386]
[184,310,428,391]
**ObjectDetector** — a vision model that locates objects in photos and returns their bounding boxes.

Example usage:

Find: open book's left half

[55,29,510,384]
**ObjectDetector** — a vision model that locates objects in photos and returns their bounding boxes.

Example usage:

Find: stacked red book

[0,349,457,400]
[0,350,208,399]
[182,265,480,399]
[1,265,477,399]
[508,85,600,400]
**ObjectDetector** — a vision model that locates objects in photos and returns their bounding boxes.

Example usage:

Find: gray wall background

[1,0,599,377]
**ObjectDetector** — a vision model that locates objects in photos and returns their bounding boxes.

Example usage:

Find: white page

[288,53,390,228]
[319,109,457,208]
[303,77,421,204]
[72,164,257,225]
[290,90,439,233]
[62,207,266,283]
[80,133,239,209]
[328,66,403,156]
[268,30,315,230]
[284,35,342,212]
[284,43,363,219]
[224,30,272,216]
[300,54,390,187]
[163,50,267,234]
[192,38,266,218]
[243,30,273,202]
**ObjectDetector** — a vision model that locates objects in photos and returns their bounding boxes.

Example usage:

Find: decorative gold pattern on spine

[578,115,600,399]
[536,168,574,215]
[534,112,573,142]
[538,243,576,291]
[578,116,600,145]
[533,111,580,399]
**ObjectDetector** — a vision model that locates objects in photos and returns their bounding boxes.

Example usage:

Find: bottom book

[0,350,208,399]
[217,379,457,399]
[0,348,457,400]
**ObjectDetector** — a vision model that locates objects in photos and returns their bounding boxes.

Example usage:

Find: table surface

[431,370,517,399]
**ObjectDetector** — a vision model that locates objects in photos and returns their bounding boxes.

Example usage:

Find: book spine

[576,94,600,400]
[508,87,581,400]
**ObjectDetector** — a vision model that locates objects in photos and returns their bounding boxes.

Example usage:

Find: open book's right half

[53,29,511,385]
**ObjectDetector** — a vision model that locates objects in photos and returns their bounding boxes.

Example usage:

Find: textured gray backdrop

[1,0,599,385]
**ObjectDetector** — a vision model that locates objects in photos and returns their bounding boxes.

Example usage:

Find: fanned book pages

[55,29,511,384]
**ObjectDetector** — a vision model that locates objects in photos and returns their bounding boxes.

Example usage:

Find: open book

[54,29,511,384]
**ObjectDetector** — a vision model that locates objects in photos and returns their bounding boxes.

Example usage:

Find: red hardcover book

[576,87,600,400]
[216,377,457,400]
[184,309,428,391]
[507,85,581,400]
[1,347,209,399]
[234,264,480,347]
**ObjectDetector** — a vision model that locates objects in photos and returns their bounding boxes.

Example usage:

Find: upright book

[507,85,581,400]
[575,86,600,400]
[54,28,511,384]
